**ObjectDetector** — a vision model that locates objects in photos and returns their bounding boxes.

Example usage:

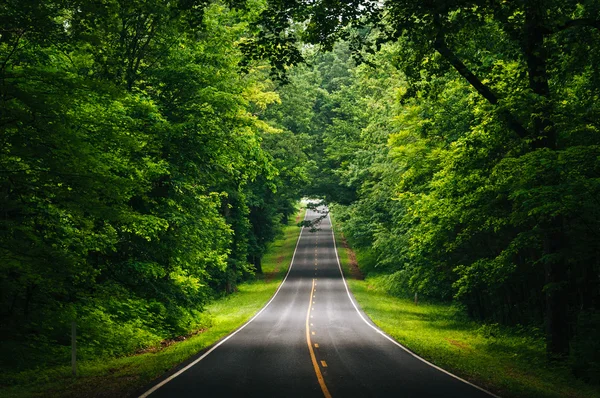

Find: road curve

[140,206,496,398]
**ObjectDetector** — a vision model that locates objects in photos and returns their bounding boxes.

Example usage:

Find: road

[141,206,496,398]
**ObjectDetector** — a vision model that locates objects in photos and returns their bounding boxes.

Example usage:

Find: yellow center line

[306,278,332,398]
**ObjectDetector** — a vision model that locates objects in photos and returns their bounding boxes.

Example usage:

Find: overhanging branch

[434,32,529,139]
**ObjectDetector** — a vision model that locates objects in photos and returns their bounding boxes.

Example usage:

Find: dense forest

[0,0,310,369]
[258,0,600,382]
[1,0,599,388]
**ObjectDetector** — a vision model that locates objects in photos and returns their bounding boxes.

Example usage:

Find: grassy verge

[330,213,600,398]
[1,206,306,398]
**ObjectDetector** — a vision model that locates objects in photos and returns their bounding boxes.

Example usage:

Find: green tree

[1,0,307,369]
[247,0,600,360]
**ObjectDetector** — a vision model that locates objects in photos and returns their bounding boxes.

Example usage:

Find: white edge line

[327,212,501,398]
[139,209,308,398]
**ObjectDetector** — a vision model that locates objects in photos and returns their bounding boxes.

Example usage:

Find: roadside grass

[0,207,305,398]
[330,213,600,398]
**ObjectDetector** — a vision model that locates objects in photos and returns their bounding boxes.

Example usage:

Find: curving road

[140,206,496,398]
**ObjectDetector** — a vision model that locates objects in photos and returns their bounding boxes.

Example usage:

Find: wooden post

[71,321,77,377]
[414,292,418,306]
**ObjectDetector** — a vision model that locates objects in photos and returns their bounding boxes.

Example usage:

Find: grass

[330,213,600,398]
[0,207,306,398]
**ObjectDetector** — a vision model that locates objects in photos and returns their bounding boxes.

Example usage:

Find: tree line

[0,0,309,369]
[251,0,600,384]
[2,0,599,387]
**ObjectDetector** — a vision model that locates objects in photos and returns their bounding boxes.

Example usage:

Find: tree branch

[433,32,529,139]
[1,30,25,73]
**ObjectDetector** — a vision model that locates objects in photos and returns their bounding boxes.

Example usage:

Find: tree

[246,0,600,359]
[0,0,307,369]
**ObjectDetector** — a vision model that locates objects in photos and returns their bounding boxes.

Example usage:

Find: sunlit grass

[1,207,305,398]
[331,214,600,398]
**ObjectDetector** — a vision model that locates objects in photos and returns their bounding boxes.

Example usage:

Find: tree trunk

[253,255,263,274]
[543,220,570,357]
[523,0,570,358]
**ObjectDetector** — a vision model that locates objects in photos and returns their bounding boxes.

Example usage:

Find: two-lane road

[141,207,495,398]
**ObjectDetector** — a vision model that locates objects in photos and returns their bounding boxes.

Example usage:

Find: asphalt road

[141,206,496,398]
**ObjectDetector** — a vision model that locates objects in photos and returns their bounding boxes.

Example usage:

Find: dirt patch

[446,338,471,350]
[340,235,365,280]
[136,329,207,355]
[61,374,141,398]
[265,254,285,283]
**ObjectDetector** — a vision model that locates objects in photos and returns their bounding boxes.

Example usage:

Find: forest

[1,0,599,392]
[0,0,311,370]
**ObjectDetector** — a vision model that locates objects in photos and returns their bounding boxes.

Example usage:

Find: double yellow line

[306,278,332,398]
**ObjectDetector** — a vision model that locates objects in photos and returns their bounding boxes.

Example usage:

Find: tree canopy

[1,0,309,368]
[246,0,600,379]
[1,0,599,387]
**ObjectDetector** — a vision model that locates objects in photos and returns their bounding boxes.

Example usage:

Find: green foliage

[333,221,600,397]
[0,0,309,374]
[3,0,600,392]
[0,209,304,397]
[347,276,600,398]
[270,2,600,378]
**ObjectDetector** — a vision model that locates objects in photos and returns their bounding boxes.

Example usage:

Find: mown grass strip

[330,212,600,398]
[1,207,305,398]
